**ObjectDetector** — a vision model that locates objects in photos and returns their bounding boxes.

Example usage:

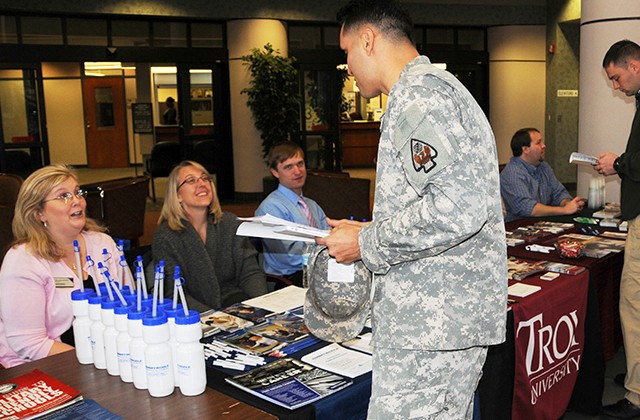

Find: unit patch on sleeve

[411,139,438,173]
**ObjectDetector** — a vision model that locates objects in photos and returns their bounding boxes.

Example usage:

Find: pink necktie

[298,197,317,227]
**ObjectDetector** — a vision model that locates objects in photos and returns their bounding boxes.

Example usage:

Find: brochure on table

[236,214,330,243]
[225,358,352,410]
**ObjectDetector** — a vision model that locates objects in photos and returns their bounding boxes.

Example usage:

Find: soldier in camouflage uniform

[317,1,508,418]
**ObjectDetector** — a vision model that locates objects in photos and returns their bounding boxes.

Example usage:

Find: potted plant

[241,43,301,161]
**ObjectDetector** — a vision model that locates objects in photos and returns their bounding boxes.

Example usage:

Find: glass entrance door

[0,65,48,178]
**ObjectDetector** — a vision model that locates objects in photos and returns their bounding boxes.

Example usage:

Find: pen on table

[280,336,322,355]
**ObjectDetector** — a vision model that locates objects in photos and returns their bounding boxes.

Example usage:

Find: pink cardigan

[0,231,121,367]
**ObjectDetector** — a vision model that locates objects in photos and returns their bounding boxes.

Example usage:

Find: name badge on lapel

[54,277,74,288]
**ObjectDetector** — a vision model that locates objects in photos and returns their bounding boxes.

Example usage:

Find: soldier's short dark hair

[337,0,415,45]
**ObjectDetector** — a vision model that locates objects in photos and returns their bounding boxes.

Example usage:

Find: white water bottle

[101,298,120,376]
[165,305,183,388]
[175,309,206,396]
[88,293,107,369]
[114,302,133,383]
[71,289,94,364]
[128,306,150,390]
[143,311,175,397]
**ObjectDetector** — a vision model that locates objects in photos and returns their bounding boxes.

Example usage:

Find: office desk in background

[0,350,276,419]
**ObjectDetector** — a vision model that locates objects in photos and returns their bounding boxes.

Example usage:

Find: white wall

[227,19,288,194]
[488,25,546,164]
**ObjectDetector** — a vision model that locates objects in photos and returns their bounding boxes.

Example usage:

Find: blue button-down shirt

[500,157,572,222]
[255,184,329,276]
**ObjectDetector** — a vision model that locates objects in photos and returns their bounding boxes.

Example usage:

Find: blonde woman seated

[149,161,267,312]
[0,165,121,367]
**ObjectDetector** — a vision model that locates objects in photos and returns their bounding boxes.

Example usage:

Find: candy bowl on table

[555,238,585,259]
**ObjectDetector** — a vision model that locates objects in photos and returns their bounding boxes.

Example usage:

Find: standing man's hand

[315,218,367,264]
[595,152,619,176]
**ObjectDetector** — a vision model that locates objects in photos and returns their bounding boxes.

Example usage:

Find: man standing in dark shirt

[597,39,640,419]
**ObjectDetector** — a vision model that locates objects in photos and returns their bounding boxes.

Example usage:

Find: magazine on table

[507,257,546,281]
[225,358,352,410]
[540,261,585,276]
[0,369,118,419]
[222,303,275,324]
[200,309,254,338]
[249,313,310,343]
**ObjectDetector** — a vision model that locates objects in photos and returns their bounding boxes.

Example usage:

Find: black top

[618,98,640,221]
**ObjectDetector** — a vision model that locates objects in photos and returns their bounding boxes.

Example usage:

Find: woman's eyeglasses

[43,189,87,204]
[177,174,212,190]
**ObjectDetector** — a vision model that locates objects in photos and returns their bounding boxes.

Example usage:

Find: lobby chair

[0,173,23,261]
[191,139,221,181]
[304,172,371,221]
[82,177,150,248]
[145,141,181,202]
[5,151,33,180]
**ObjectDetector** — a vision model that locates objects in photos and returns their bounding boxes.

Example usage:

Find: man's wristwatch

[613,157,621,173]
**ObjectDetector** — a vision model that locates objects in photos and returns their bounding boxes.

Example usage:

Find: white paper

[341,332,373,355]
[508,283,542,298]
[237,221,316,243]
[242,285,307,313]
[328,259,355,283]
[236,213,330,242]
[301,342,372,378]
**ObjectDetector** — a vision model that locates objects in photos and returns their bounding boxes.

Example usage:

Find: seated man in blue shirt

[255,141,329,286]
[500,128,584,222]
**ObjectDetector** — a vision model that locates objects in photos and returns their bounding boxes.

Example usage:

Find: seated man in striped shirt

[500,127,584,222]
[255,141,329,286]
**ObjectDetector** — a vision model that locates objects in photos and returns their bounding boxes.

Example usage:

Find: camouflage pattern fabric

[358,55,506,419]
[359,56,507,351]
[304,244,372,342]
[368,346,487,419]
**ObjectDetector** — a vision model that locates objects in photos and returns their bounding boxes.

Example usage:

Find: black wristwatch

[613,157,621,173]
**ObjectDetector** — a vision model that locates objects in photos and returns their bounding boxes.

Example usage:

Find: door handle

[86,121,91,128]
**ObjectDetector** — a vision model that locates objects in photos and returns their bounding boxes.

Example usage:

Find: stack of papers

[508,283,542,298]
[237,214,330,243]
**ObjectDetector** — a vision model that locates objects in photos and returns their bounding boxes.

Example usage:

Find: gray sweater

[149,212,267,312]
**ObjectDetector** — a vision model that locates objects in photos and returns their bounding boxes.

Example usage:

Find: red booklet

[0,369,82,419]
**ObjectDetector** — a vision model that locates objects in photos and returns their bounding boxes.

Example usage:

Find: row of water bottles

[70,263,206,398]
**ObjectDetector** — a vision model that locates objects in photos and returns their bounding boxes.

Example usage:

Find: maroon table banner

[510,272,589,420]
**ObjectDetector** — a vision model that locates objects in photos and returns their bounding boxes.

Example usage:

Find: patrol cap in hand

[304,245,372,343]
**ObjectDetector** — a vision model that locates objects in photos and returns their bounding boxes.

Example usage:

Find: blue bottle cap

[114,302,130,315]
[101,298,118,310]
[88,293,104,304]
[143,312,168,326]
[164,304,184,319]
[127,306,150,320]
[175,310,200,325]
[71,289,94,301]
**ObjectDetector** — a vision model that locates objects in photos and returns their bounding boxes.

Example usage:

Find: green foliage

[241,43,301,160]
